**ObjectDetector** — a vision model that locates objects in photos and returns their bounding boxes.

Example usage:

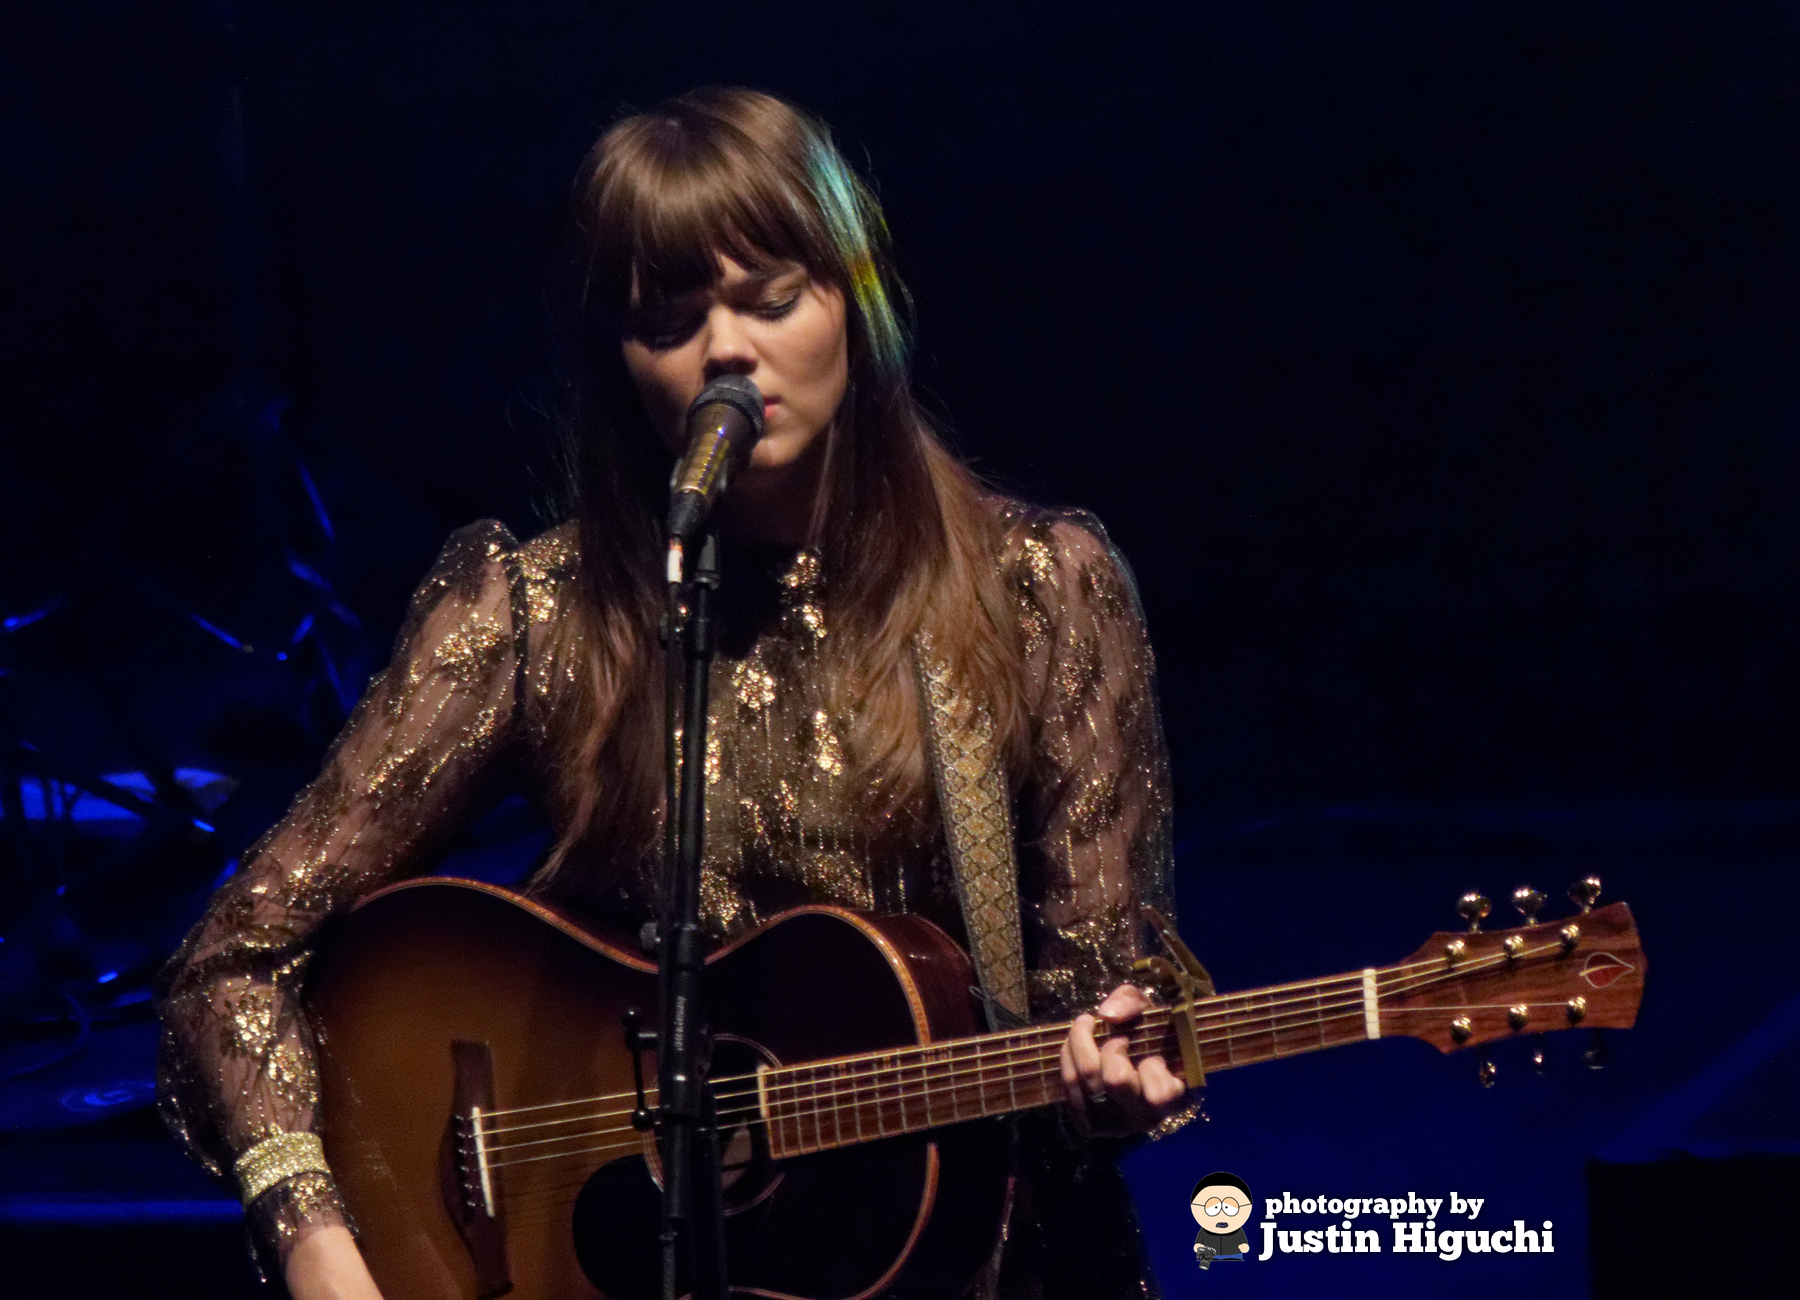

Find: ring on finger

[1085,1092,1128,1131]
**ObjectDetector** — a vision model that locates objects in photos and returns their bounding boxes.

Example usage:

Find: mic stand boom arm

[657,530,730,1300]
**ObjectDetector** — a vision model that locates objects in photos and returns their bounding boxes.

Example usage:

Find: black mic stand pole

[658,529,729,1300]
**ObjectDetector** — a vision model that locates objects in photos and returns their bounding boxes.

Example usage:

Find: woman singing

[158,86,1189,1299]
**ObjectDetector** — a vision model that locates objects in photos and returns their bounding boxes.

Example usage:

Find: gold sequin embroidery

[156,508,1175,1265]
[811,710,846,776]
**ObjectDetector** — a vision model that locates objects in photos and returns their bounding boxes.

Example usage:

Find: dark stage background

[2,2,1796,1297]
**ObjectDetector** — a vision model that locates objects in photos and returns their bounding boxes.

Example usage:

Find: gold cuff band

[235,1132,331,1206]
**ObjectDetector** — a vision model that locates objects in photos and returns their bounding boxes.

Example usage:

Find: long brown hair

[540,87,1026,882]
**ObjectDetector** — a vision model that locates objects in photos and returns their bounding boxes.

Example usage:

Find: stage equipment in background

[0,427,372,1131]
[0,601,232,1128]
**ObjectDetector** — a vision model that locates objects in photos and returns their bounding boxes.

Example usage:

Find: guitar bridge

[440,1039,512,1298]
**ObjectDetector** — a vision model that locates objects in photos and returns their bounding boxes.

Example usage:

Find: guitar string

[483,999,1399,1205]
[487,968,1587,1216]
[484,928,1578,1130]
[475,937,1568,1159]
[482,936,1576,1152]
[480,938,1577,1174]
[472,969,1356,1132]
[472,938,1532,1133]
[482,959,1568,1175]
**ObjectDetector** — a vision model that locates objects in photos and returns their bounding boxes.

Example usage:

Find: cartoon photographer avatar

[1190,1172,1254,1269]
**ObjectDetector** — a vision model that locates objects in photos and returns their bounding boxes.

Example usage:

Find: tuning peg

[1568,876,1602,914]
[1512,885,1546,926]
[1457,892,1492,933]
[1531,1044,1546,1075]
[1478,1059,1497,1087]
[1583,1030,1607,1070]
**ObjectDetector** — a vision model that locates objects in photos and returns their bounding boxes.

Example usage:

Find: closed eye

[753,295,801,322]
[627,307,705,351]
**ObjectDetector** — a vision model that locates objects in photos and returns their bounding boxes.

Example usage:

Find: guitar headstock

[1380,889,1645,1055]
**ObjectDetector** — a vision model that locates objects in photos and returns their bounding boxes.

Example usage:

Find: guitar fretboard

[752,968,1383,1159]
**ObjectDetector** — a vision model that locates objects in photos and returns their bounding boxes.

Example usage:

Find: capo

[1134,906,1214,1091]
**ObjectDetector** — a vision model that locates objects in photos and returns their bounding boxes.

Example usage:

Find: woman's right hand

[284,1225,385,1300]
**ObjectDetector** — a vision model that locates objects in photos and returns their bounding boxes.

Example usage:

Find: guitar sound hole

[571,1035,781,1298]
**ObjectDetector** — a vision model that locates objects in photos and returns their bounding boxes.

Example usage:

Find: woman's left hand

[1058,983,1189,1136]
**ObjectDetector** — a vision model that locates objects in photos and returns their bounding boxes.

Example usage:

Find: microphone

[666,374,764,541]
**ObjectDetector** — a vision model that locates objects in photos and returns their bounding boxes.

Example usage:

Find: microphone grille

[689,375,765,439]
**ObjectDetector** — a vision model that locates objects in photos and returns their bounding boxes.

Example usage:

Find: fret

[976,1038,1003,1119]
[767,1069,784,1157]
[880,1052,900,1137]
[811,1064,825,1153]
[763,1065,784,1152]
[1275,990,1320,1058]
[970,1041,985,1117]
[781,1067,801,1157]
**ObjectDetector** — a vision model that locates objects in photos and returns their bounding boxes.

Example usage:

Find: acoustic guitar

[304,878,1644,1300]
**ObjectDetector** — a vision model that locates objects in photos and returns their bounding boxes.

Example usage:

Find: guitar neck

[748,898,1649,1159]
[750,966,1380,1159]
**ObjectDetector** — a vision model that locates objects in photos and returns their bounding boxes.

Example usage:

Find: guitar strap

[913,639,1029,1030]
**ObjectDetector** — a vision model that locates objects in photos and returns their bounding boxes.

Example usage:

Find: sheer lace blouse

[156,504,1175,1258]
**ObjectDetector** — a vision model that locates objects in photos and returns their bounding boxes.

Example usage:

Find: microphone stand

[658,529,729,1300]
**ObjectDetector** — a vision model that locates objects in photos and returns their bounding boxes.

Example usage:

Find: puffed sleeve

[1004,509,1175,1018]
[156,520,529,1262]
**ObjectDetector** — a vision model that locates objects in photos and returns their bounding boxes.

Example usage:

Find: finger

[1059,1035,1087,1119]
[1062,1018,1106,1130]
[1098,1034,1144,1097]
[1069,1013,1106,1094]
[1096,983,1151,1022]
[1137,1054,1188,1112]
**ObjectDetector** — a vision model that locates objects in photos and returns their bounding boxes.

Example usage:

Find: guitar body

[306,878,1011,1300]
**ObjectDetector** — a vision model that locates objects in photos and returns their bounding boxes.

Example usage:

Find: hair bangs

[587,110,840,315]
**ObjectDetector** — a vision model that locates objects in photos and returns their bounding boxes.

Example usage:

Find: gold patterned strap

[234,1131,332,1206]
[913,640,1028,1026]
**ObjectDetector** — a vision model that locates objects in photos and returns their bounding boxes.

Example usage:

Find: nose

[701,303,757,381]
